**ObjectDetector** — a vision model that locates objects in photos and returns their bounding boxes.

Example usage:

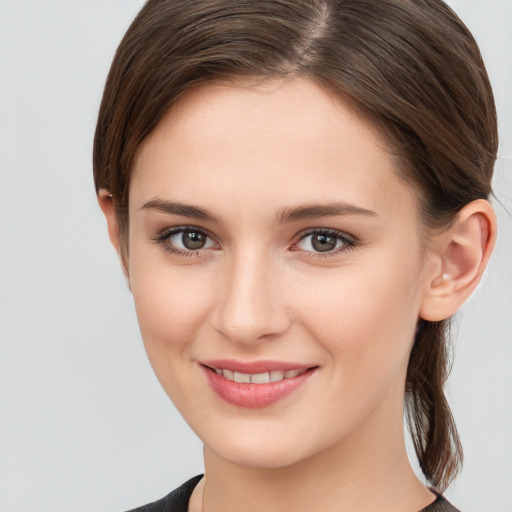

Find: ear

[420,199,497,321]
[97,188,130,282]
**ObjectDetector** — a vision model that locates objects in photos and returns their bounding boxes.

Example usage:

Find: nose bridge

[213,247,289,344]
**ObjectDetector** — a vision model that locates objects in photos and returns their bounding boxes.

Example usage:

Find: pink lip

[200,360,317,409]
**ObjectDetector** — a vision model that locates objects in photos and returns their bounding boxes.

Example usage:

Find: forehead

[130,78,417,222]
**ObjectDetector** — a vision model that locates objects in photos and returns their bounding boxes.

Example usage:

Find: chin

[203,427,322,470]
[215,445,306,470]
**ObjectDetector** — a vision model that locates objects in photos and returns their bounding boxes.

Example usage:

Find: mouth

[200,360,318,408]
[204,366,310,384]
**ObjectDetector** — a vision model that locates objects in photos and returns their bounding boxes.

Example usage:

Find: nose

[211,251,291,345]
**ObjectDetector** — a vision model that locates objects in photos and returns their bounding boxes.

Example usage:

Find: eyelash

[293,229,357,259]
[153,226,357,259]
[153,226,217,258]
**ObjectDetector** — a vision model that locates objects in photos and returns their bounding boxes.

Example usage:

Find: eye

[155,227,218,255]
[295,229,355,254]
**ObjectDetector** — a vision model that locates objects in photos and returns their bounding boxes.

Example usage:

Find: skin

[99,78,496,512]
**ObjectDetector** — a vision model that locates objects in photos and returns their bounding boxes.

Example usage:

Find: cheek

[293,249,424,377]
[128,251,214,368]
[280,255,425,449]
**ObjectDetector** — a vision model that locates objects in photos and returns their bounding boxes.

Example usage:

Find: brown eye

[295,230,354,255]
[182,230,207,250]
[157,227,217,254]
[311,233,337,252]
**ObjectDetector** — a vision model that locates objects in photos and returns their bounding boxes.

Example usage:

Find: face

[126,78,434,469]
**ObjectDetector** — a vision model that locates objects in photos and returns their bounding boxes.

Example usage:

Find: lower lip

[201,366,316,408]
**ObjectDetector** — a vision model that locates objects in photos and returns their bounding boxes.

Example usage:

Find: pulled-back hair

[93,0,498,491]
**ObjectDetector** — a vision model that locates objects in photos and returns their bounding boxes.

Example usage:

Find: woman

[93,1,497,511]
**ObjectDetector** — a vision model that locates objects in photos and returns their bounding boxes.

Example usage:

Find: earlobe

[97,189,130,284]
[420,199,496,322]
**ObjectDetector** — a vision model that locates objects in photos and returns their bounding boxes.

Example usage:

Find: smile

[200,361,317,408]
[210,368,308,384]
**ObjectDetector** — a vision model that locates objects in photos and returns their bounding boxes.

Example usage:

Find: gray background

[0,1,510,511]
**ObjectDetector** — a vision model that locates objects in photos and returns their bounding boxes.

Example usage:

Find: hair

[93,0,498,492]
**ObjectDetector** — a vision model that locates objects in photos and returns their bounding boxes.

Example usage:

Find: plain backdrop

[0,1,510,511]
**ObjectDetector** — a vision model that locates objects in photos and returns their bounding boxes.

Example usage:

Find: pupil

[312,234,337,252]
[182,231,206,250]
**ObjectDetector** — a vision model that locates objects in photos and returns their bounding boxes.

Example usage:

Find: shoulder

[123,477,460,512]
[421,493,461,512]
[125,475,203,512]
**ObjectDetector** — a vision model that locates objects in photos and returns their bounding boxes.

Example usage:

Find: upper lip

[200,359,316,374]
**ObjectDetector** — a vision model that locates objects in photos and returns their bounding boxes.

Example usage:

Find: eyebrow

[141,198,377,224]
[275,202,378,223]
[141,198,221,222]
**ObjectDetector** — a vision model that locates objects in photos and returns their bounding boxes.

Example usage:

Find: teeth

[250,372,270,384]
[234,371,251,383]
[270,370,284,382]
[215,368,308,383]
[284,369,302,379]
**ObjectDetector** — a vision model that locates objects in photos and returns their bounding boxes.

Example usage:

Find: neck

[199,396,435,512]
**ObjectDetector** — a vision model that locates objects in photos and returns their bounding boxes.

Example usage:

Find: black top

[126,475,461,512]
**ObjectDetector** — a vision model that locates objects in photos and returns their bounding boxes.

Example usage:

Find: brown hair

[93,0,498,491]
